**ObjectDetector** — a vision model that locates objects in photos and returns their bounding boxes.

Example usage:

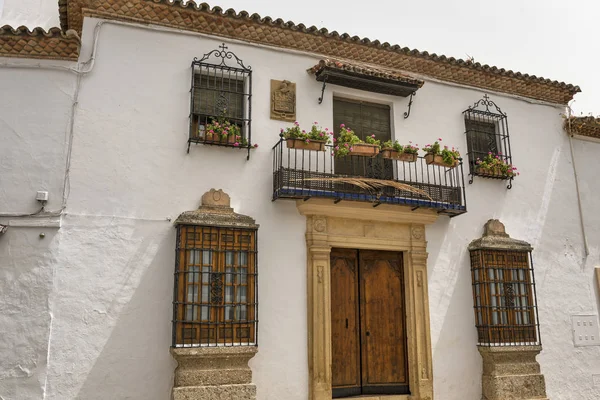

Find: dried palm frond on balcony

[296,177,433,201]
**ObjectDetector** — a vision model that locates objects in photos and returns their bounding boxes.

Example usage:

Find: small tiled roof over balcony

[308,59,424,97]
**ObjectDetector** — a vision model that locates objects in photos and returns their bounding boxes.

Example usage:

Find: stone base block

[482,374,547,400]
[479,346,548,400]
[175,368,252,387]
[173,383,256,400]
[171,347,258,400]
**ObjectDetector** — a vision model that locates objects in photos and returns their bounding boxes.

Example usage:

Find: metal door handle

[345,319,348,329]
[366,331,370,336]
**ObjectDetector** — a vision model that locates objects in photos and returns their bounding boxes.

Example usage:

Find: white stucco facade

[1,16,599,400]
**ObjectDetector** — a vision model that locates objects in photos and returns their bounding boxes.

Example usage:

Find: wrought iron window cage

[469,249,541,347]
[271,139,467,217]
[189,43,253,160]
[173,225,258,347]
[463,95,514,189]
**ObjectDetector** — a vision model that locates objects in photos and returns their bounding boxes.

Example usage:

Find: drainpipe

[566,113,590,257]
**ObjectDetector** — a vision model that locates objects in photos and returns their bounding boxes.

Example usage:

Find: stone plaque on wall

[270,79,296,122]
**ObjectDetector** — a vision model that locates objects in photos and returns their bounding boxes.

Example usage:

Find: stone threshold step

[341,395,409,400]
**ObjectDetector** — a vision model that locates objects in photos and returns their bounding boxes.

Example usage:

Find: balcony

[272,140,467,217]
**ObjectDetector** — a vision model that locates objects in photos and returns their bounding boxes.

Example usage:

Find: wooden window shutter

[465,119,498,159]
[193,73,245,119]
[332,98,392,179]
[333,98,391,143]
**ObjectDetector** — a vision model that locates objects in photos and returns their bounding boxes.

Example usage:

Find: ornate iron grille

[463,95,514,189]
[469,249,541,346]
[271,139,467,217]
[173,225,258,347]
[189,43,253,159]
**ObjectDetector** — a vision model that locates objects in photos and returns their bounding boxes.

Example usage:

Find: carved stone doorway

[297,199,437,400]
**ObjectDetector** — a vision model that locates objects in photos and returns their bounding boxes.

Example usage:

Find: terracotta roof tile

[565,116,600,140]
[0,25,80,60]
[55,0,579,104]
[308,59,425,88]
[37,1,577,104]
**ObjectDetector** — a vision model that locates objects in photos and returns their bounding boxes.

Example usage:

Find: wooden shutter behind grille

[465,119,498,162]
[333,98,391,142]
[333,98,392,178]
[193,73,244,119]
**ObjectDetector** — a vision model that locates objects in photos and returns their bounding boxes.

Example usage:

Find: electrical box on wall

[572,315,600,347]
[36,191,49,201]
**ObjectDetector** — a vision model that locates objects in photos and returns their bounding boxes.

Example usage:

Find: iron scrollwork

[404,91,416,119]
[466,94,506,116]
[317,75,328,104]
[504,284,515,307]
[210,272,224,303]
[194,43,252,71]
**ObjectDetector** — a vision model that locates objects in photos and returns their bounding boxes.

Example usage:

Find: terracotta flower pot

[205,132,237,145]
[381,149,418,162]
[425,153,458,168]
[348,143,380,157]
[286,138,326,152]
[477,166,504,177]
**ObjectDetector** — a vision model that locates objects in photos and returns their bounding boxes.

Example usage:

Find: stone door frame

[297,199,437,400]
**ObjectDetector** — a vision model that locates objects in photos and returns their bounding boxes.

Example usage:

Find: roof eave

[56,0,580,104]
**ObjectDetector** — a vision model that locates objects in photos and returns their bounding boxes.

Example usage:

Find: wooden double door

[331,249,409,398]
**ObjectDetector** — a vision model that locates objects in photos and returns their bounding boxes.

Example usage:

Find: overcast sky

[0,0,597,114]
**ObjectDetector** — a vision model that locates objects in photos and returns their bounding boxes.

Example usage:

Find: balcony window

[333,98,392,178]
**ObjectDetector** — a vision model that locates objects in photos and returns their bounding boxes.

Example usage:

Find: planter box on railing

[381,149,418,162]
[425,153,458,168]
[286,138,326,152]
[349,143,380,157]
[475,167,514,180]
[204,133,236,145]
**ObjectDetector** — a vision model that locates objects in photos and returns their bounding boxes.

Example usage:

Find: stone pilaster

[306,240,332,400]
[170,347,258,400]
[479,346,548,400]
[406,236,434,400]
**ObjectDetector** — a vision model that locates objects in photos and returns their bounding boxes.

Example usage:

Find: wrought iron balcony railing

[272,139,467,216]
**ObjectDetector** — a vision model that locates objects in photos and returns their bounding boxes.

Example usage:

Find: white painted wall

[0,60,75,399]
[0,0,59,29]
[0,64,74,214]
[1,16,600,400]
